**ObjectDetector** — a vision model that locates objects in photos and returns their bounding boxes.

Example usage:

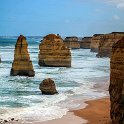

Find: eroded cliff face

[90,34,103,52]
[10,35,35,77]
[64,36,80,49]
[38,34,71,67]
[109,37,124,124]
[80,37,92,49]
[97,32,124,57]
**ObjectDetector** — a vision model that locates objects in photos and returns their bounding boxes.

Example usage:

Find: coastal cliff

[90,34,103,52]
[64,36,80,49]
[80,37,92,49]
[38,34,71,67]
[109,37,124,124]
[97,32,124,57]
[10,35,35,77]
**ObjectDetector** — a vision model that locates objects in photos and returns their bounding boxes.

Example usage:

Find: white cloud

[106,0,124,9]
[113,15,120,20]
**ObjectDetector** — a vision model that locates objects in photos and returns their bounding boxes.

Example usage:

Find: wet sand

[73,98,111,124]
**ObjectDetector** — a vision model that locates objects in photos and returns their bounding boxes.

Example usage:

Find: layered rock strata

[90,34,103,52]
[80,37,92,49]
[64,36,80,49]
[10,35,35,77]
[38,34,71,67]
[97,32,124,57]
[109,37,124,124]
[39,78,58,95]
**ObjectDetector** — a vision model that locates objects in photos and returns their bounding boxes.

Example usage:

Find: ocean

[0,37,110,123]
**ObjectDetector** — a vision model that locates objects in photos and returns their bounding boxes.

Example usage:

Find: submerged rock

[10,35,35,77]
[97,32,124,58]
[38,34,71,67]
[39,78,58,95]
[109,37,124,124]
[80,37,92,49]
[64,36,80,49]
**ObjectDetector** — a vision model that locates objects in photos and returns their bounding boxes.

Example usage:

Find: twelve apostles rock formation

[80,37,92,49]
[10,35,35,77]
[38,34,71,67]
[90,34,103,52]
[109,37,124,124]
[39,78,58,95]
[97,32,124,57]
[64,36,80,49]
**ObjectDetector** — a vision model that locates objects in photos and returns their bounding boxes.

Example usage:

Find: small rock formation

[97,32,124,57]
[109,37,124,124]
[10,35,35,77]
[64,36,80,49]
[39,78,58,95]
[90,34,103,52]
[38,34,71,67]
[80,37,92,49]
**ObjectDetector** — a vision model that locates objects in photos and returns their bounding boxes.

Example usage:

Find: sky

[0,0,124,36]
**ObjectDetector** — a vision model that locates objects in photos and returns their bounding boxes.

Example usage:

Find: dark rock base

[38,60,71,67]
[90,48,98,52]
[10,69,35,77]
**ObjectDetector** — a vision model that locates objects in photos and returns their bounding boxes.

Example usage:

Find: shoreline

[73,98,111,124]
[6,97,111,124]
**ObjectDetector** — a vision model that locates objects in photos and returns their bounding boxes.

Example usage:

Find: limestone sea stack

[64,36,80,49]
[39,78,58,95]
[80,37,92,49]
[90,34,103,52]
[97,32,124,58]
[38,34,71,67]
[10,35,35,77]
[109,37,124,124]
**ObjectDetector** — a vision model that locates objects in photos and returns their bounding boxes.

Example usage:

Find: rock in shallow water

[109,37,124,124]
[10,35,35,77]
[39,78,58,95]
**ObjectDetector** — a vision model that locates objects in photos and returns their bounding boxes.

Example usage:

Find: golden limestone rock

[39,78,58,95]
[38,34,71,67]
[97,32,124,57]
[64,36,80,49]
[80,37,92,49]
[90,34,103,52]
[109,37,124,124]
[10,35,35,77]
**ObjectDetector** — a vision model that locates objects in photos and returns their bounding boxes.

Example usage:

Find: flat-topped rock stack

[10,35,35,77]
[64,36,80,49]
[97,32,124,57]
[109,37,124,124]
[38,34,71,67]
[90,34,103,52]
[80,37,92,49]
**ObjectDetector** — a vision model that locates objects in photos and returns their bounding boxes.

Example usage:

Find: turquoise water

[0,37,110,123]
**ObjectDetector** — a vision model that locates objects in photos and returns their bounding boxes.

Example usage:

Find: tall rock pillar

[10,35,35,77]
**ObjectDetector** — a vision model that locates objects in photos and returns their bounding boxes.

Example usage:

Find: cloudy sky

[0,0,124,36]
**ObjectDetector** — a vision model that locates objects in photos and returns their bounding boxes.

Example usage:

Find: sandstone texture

[39,78,58,95]
[109,37,124,124]
[90,34,103,52]
[80,37,92,49]
[64,36,80,49]
[97,32,124,58]
[38,34,71,67]
[10,35,35,77]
